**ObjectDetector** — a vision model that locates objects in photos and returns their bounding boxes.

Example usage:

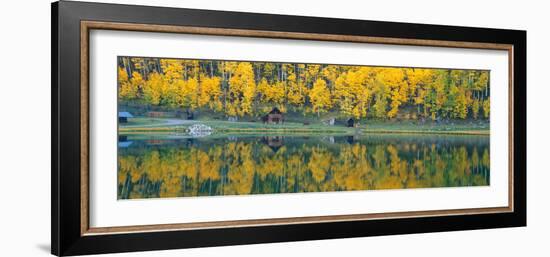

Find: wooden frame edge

[85,206,512,235]
[83,21,513,50]
[79,20,515,236]
[81,21,90,235]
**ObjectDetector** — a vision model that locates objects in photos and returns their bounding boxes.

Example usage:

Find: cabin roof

[118,111,134,118]
[118,141,133,148]
[269,107,282,114]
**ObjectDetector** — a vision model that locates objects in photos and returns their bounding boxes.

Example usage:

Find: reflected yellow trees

[118,136,490,199]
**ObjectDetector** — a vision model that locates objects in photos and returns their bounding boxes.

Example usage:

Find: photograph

[117,57,491,199]
[0,0,530,255]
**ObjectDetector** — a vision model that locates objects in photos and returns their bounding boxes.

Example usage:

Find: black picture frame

[52,1,526,256]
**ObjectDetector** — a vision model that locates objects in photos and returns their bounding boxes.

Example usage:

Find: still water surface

[117,134,490,199]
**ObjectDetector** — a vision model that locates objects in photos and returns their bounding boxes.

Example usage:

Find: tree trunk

[210,61,214,77]
[123,57,132,79]
[142,59,150,80]
[222,69,227,112]
[184,63,188,80]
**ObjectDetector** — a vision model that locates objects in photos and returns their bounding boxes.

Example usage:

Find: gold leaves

[118,58,491,120]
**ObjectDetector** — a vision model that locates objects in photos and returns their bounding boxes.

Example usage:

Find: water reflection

[118,135,490,199]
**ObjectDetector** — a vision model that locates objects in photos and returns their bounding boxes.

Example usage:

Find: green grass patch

[119,117,490,136]
[122,117,173,126]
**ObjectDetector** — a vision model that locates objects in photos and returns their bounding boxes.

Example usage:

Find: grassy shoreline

[119,117,489,136]
[362,129,488,136]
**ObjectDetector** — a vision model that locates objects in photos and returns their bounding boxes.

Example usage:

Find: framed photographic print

[51,1,526,256]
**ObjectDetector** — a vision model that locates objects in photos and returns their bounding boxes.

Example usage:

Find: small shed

[347,118,355,127]
[262,136,284,152]
[346,135,357,144]
[118,111,134,123]
[264,107,283,124]
[118,136,133,148]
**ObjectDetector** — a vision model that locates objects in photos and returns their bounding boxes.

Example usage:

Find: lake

[117,134,490,199]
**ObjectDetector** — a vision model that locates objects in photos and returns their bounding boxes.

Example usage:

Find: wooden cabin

[263,107,284,124]
[118,111,134,123]
[262,136,284,152]
[347,118,355,127]
[117,135,133,148]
